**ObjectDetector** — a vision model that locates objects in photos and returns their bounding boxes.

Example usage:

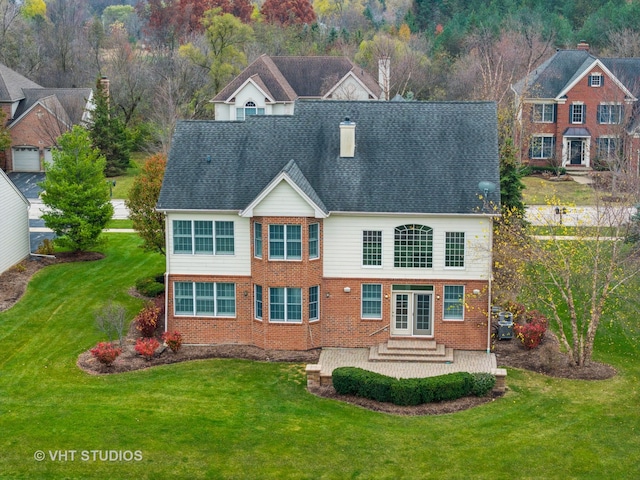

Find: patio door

[392,292,433,336]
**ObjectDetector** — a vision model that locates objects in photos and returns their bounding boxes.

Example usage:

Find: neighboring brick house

[0,169,29,275]
[512,43,640,173]
[211,55,386,121]
[157,100,500,353]
[0,63,92,172]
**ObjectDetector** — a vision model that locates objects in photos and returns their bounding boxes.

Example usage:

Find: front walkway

[317,347,497,379]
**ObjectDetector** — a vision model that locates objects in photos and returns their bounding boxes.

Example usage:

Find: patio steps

[369,339,454,363]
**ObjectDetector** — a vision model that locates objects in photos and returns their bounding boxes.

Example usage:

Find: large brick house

[0,63,92,172]
[211,55,385,121]
[512,43,640,174]
[157,100,500,352]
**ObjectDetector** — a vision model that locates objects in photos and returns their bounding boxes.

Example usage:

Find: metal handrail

[369,323,390,336]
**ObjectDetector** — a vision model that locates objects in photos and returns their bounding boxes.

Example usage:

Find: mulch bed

[1,253,618,415]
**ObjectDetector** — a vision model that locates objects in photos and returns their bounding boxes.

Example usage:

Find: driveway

[7,172,45,199]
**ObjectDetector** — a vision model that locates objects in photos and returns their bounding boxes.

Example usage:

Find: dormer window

[236,101,265,120]
[588,73,603,87]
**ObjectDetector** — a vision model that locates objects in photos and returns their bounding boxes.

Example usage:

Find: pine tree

[499,138,525,217]
[38,126,114,252]
[89,78,131,177]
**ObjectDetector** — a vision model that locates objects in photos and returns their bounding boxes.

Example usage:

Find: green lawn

[522,175,596,206]
[109,152,148,200]
[1,234,639,478]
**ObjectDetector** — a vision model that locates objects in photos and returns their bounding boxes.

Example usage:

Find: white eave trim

[239,173,328,219]
[557,59,638,102]
[322,71,378,100]
[220,77,276,105]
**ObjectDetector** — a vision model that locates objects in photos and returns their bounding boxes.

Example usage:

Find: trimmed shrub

[90,342,122,366]
[135,274,165,297]
[332,368,476,405]
[514,310,548,349]
[36,238,55,255]
[135,337,160,360]
[471,373,496,397]
[162,330,183,353]
[135,301,161,337]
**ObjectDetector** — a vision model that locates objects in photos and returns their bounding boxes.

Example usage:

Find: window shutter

[553,104,557,122]
[588,75,593,86]
[601,75,605,86]
[597,105,602,124]
[583,105,586,124]
[620,105,625,123]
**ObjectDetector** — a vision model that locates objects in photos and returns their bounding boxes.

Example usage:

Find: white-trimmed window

[596,137,619,159]
[236,101,265,120]
[532,103,555,123]
[571,103,585,124]
[445,232,465,268]
[254,222,262,258]
[269,225,302,260]
[530,135,555,159]
[172,220,234,255]
[269,287,302,323]
[255,285,263,320]
[174,281,236,317]
[588,73,603,87]
[361,284,382,319]
[309,223,319,259]
[394,225,433,268]
[443,285,464,320]
[363,230,382,266]
[597,103,623,124]
[309,286,319,321]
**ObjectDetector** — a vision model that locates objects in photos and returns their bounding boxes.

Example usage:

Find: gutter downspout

[487,216,494,355]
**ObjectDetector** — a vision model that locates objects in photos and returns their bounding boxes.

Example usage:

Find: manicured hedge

[332,368,495,406]
[135,273,165,297]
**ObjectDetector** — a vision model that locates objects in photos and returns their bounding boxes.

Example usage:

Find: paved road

[525,205,636,227]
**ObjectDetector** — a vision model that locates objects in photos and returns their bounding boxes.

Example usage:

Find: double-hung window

[269,287,302,323]
[596,137,619,159]
[532,103,555,123]
[309,286,319,321]
[443,285,464,320]
[174,282,236,317]
[269,225,302,260]
[589,73,602,87]
[363,230,382,266]
[173,220,234,255]
[394,225,432,268]
[254,222,262,258]
[530,136,555,159]
[309,223,319,259]
[445,232,465,268]
[571,104,585,124]
[597,104,623,124]
[361,284,382,319]
[255,285,263,320]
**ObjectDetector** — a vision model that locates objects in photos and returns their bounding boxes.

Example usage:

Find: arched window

[236,101,265,120]
[394,224,432,268]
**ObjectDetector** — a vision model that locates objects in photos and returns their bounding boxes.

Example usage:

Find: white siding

[166,212,251,276]
[0,171,30,274]
[323,214,492,280]
[330,75,372,100]
[253,181,316,217]
[214,103,231,121]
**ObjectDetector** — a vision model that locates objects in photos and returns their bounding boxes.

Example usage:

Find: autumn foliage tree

[260,0,316,26]
[126,153,167,255]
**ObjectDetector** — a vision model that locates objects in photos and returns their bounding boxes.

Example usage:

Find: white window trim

[309,223,320,261]
[268,224,302,261]
[443,285,465,322]
[172,220,235,256]
[173,281,237,318]
[254,284,263,321]
[309,285,320,323]
[444,232,466,270]
[571,103,585,124]
[254,222,262,259]
[532,103,555,123]
[269,287,303,323]
[531,135,555,159]
[361,283,383,320]
[590,73,602,87]
[362,230,383,268]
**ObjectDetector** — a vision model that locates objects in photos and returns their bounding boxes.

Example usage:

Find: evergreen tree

[39,126,114,252]
[89,77,131,177]
[499,138,525,218]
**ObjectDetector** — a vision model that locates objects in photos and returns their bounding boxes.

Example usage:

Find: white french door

[392,292,433,336]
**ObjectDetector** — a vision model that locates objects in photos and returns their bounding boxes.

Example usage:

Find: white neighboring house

[212,55,386,121]
[0,169,29,274]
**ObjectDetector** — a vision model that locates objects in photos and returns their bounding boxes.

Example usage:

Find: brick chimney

[98,76,110,101]
[340,117,355,158]
[577,41,589,51]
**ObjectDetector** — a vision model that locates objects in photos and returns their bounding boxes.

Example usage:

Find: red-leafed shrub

[135,302,161,337]
[90,342,122,366]
[135,337,160,360]
[514,311,548,349]
[162,331,183,353]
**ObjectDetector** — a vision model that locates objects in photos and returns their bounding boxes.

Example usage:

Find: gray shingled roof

[512,50,596,98]
[15,88,92,124]
[0,63,42,102]
[213,55,382,102]
[158,101,500,215]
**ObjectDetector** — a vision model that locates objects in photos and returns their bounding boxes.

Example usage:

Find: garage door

[44,148,53,168]
[12,147,40,172]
